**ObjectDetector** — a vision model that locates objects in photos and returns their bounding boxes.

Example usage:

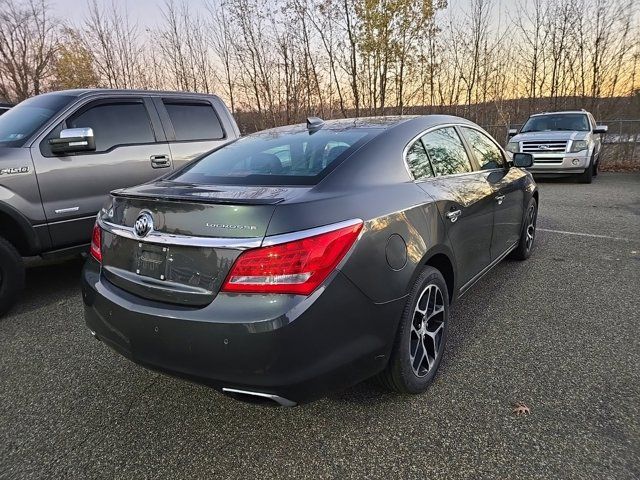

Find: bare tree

[0,0,58,102]
[81,0,145,89]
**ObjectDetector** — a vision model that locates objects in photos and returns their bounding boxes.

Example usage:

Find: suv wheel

[593,156,599,177]
[579,158,594,184]
[0,236,25,317]
[378,266,449,394]
[510,197,537,261]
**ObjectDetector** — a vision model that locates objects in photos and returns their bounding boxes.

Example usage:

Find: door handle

[150,154,171,168]
[446,209,462,223]
[495,194,505,205]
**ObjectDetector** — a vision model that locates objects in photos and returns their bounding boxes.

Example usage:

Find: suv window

[461,127,504,170]
[163,101,224,141]
[406,139,434,180]
[68,101,155,152]
[421,127,473,176]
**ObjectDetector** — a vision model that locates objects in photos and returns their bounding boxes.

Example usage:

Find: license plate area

[136,243,168,280]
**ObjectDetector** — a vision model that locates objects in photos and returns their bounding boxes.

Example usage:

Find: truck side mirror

[507,128,518,138]
[593,125,608,134]
[513,153,533,168]
[49,127,96,154]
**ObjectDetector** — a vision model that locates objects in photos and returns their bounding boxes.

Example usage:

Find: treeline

[1,0,639,132]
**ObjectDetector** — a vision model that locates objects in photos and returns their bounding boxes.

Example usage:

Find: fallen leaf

[513,402,531,415]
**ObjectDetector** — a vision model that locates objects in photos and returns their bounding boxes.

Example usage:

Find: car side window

[421,127,473,176]
[460,127,505,170]
[406,139,434,180]
[163,101,224,142]
[67,101,155,153]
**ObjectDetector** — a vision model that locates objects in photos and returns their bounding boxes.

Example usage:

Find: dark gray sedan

[82,115,538,405]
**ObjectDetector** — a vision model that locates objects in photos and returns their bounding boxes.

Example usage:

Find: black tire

[510,197,537,261]
[0,236,25,317]
[378,266,449,394]
[578,158,593,184]
[593,156,599,177]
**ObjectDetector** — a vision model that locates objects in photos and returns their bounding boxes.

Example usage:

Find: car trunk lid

[98,183,308,306]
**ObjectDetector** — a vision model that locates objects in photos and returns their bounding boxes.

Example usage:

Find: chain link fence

[483,119,640,171]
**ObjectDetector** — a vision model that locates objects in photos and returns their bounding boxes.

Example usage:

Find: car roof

[246,114,476,138]
[530,110,590,117]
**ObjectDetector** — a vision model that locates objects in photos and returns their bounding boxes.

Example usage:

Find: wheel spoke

[422,335,435,369]
[426,306,444,321]
[412,341,425,373]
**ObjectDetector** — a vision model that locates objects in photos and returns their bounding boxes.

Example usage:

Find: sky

[55,0,517,30]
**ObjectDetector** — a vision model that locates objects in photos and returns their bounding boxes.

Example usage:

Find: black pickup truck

[0,89,239,315]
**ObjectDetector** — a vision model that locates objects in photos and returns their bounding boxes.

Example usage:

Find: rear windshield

[0,94,74,147]
[171,129,374,186]
[521,113,590,133]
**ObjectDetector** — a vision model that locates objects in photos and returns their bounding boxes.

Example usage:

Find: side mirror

[513,152,534,168]
[49,127,96,154]
[593,125,608,135]
[508,128,518,138]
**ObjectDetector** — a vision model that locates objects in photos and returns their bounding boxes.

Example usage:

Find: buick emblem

[134,211,154,238]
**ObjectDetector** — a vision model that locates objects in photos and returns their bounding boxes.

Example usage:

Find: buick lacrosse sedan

[82,115,537,405]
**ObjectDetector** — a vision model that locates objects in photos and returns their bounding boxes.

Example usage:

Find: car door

[31,96,172,249]
[153,97,231,168]
[459,126,525,260]
[412,126,495,287]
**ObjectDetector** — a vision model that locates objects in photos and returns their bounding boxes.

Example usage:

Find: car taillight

[90,223,102,263]
[221,221,363,295]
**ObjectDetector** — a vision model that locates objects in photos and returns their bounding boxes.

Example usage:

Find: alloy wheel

[410,284,445,378]
[525,204,536,251]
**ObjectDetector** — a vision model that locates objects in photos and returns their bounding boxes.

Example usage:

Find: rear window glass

[164,101,224,141]
[171,129,373,186]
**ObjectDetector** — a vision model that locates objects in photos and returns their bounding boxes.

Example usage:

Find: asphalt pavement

[1,172,639,480]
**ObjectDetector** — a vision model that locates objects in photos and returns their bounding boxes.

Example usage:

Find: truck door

[30,96,172,249]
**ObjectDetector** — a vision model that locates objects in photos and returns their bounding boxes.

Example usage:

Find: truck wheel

[377,266,449,394]
[0,236,25,317]
[579,158,594,184]
[593,156,599,177]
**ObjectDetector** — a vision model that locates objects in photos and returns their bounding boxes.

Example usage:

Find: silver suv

[506,110,607,183]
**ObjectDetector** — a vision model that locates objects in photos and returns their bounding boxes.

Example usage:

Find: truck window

[163,101,224,142]
[0,94,74,148]
[67,101,155,152]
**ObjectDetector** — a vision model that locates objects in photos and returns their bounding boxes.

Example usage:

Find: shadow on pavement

[12,255,85,316]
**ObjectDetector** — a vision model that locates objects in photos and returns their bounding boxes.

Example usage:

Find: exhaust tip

[222,388,297,407]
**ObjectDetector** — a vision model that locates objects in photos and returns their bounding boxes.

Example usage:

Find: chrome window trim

[262,218,364,246]
[98,218,263,249]
[402,123,508,182]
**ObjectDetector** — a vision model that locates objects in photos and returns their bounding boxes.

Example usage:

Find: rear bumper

[527,151,590,175]
[81,259,404,403]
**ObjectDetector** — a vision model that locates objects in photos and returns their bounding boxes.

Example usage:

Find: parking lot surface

[1,173,639,480]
